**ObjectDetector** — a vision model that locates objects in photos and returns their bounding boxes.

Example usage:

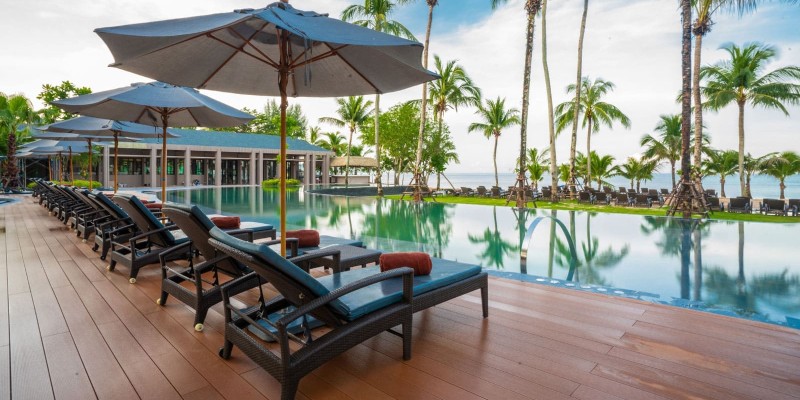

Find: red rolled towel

[285,229,320,247]
[211,216,241,229]
[379,252,432,276]
[144,202,163,210]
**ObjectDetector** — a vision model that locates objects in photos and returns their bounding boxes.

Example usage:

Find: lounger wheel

[129,277,137,284]
[194,323,204,332]
[100,255,106,261]
[106,265,112,271]
[155,298,162,305]
[82,239,87,243]
[218,347,225,358]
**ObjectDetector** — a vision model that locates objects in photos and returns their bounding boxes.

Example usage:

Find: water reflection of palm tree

[360,200,454,253]
[554,211,629,285]
[468,207,519,269]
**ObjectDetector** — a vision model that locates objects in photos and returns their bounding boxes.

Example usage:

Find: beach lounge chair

[760,198,787,216]
[89,192,137,260]
[647,189,663,206]
[615,193,632,206]
[705,189,718,198]
[541,187,552,200]
[618,186,627,194]
[706,197,723,212]
[578,191,593,204]
[640,187,649,194]
[632,194,652,208]
[476,186,488,197]
[727,197,752,213]
[594,192,611,205]
[788,199,800,216]
[208,228,414,400]
[208,227,488,400]
[490,186,505,198]
[460,187,474,197]
[109,195,192,283]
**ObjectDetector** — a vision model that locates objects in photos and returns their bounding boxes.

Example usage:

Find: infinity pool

[166,186,800,328]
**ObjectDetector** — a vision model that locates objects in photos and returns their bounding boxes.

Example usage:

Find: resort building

[98,129,334,188]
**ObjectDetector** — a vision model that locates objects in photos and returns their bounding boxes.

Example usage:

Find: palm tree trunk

[737,100,746,197]
[568,0,589,192]
[586,121,592,188]
[542,0,558,202]
[375,93,382,195]
[780,179,785,199]
[692,33,704,168]
[413,3,435,200]
[345,127,354,189]
[692,227,702,301]
[670,160,676,189]
[720,177,725,198]
[493,133,499,188]
[678,0,692,218]
[516,3,538,208]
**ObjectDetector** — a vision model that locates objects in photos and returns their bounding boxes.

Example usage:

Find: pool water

[166,187,800,328]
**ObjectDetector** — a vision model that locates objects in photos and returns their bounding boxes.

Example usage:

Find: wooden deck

[1,195,799,400]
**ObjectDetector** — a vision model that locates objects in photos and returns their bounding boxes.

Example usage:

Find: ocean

[392,172,800,199]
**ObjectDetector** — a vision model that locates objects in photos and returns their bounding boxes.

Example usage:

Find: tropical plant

[541,0,558,201]
[0,93,38,188]
[589,152,618,188]
[411,0,438,200]
[491,0,543,206]
[641,114,683,189]
[468,97,521,188]
[424,125,459,190]
[742,152,775,197]
[319,96,374,188]
[306,126,324,146]
[676,0,693,217]
[219,101,308,137]
[342,0,416,196]
[617,157,659,192]
[36,81,92,124]
[567,0,590,191]
[318,132,348,156]
[522,147,549,191]
[701,42,800,197]
[428,55,482,133]
[702,149,739,198]
[555,77,630,188]
[759,151,800,199]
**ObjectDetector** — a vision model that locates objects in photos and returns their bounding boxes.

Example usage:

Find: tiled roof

[137,128,331,153]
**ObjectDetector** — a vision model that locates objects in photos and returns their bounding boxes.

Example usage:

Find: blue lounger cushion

[316,259,482,321]
[130,195,189,246]
[277,235,363,255]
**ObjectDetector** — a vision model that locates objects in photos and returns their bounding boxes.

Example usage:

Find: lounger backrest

[208,227,343,325]
[91,192,129,219]
[162,206,244,273]
[730,198,749,208]
[579,192,590,201]
[764,199,785,210]
[113,196,175,247]
[707,197,720,206]
[617,193,629,203]
[789,199,800,207]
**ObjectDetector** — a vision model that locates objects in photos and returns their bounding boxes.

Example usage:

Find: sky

[2,0,799,174]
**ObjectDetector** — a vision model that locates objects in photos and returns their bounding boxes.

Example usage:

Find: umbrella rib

[206,32,279,69]
[229,22,278,66]
[200,23,276,89]
[321,42,381,94]
[290,44,347,68]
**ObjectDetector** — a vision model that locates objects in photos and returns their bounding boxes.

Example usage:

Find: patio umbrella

[20,139,94,183]
[94,1,437,255]
[41,116,178,193]
[51,82,253,203]
[32,132,133,189]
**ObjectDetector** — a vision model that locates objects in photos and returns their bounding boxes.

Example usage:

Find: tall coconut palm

[491,0,543,207]
[742,152,775,197]
[702,149,739,197]
[618,157,659,192]
[411,0,439,201]
[319,132,348,156]
[641,114,683,189]
[468,97,521,187]
[589,152,618,188]
[554,77,630,189]
[673,0,693,218]
[429,55,482,134]
[0,93,37,188]
[306,126,323,146]
[319,96,374,188]
[541,0,558,201]
[701,42,800,197]
[759,151,800,199]
[568,0,590,193]
[342,0,415,196]
[524,147,549,191]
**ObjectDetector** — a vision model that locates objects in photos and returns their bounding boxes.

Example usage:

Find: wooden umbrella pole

[278,31,289,257]
[88,138,93,190]
[161,113,169,205]
[69,147,74,182]
[48,156,52,181]
[114,134,119,193]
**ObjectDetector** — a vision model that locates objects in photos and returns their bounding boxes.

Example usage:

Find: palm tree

[468,97,521,188]
[702,150,739,198]
[412,0,439,201]
[468,207,519,269]
[319,132,348,156]
[491,0,543,207]
[0,93,37,188]
[589,152,617,188]
[319,96,374,188]
[567,0,590,192]
[524,147,549,191]
[641,114,682,189]
[342,0,415,196]
[701,42,800,197]
[618,157,658,192]
[555,77,631,188]
[742,152,775,198]
[759,151,800,199]
[428,55,482,135]
[541,0,558,201]
[306,126,323,146]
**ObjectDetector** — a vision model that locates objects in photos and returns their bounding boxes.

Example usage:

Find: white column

[102,145,110,187]
[304,154,313,186]
[184,149,191,187]
[322,154,330,184]
[250,151,256,185]
[257,152,264,184]
[215,150,222,186]
[149,147,158,188]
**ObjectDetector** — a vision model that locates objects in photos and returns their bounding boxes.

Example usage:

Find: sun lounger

[727,197,752,213]
[578,191,593,204]
[88,192,138,260]
[706,197,723,212]
[615,192,632,206]
[632,194,653,208]
[476,186,488,197]
[760,198,787,216]
[788,199,800,216]
[594,192,611,205]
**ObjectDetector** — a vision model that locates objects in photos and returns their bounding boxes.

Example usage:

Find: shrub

[50,180,103,188]
[262,178,302,189]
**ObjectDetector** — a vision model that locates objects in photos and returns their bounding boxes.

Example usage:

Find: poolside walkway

[1,195,799,400]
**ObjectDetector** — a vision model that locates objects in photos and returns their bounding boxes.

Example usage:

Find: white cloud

[1,0,798,173]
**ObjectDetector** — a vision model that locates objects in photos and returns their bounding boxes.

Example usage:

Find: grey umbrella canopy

[32,132,133,188]
[51,82,253,202]
[94,1,437,255]
[42,116,177,192]
[20,139,94,182]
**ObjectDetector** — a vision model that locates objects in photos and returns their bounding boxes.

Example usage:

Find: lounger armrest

[278,267,414,328]
[159,240,193,268]
[290,248,341,272]
[224,228,254,242]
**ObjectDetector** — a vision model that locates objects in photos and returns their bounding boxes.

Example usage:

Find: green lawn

[384,195,799,223]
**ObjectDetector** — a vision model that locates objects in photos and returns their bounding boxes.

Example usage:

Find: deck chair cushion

[94,193,129,218]
[209,227,331,299]
[129,195,182,244]
[316,259,482,321]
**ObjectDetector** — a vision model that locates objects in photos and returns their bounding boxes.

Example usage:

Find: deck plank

[8,292,54,400]
[41,332,97,400]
